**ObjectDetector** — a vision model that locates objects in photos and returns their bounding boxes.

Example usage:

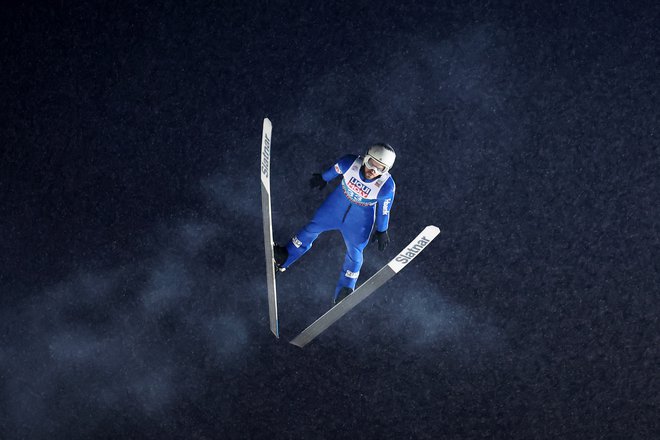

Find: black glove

[309,173,327,190]
[371,230,390,251]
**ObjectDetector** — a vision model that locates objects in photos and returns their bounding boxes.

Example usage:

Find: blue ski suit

[280,154,396,300]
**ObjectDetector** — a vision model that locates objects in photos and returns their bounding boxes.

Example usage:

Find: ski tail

[260,117,279,338]
[290,225,441,347]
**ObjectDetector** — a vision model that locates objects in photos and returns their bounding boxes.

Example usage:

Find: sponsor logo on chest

[347,176,372,198]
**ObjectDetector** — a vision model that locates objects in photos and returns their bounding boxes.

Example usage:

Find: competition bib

[340,157,390,206]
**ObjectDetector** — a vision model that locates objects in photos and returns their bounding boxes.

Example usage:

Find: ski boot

[333,287,354,305]
[273,244,288,273]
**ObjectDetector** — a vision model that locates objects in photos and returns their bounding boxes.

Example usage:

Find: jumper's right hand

[309,173,327,190]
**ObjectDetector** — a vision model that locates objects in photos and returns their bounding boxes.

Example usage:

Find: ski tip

[424,225,441,237]
[263,117,272,129]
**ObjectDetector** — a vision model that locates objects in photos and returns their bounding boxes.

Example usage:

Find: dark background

[1,1,658,438]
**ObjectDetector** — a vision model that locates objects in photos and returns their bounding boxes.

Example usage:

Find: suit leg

[281,202,339,269]
[333,222,372,299]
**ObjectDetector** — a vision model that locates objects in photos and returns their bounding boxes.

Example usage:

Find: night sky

[1,1,659,439]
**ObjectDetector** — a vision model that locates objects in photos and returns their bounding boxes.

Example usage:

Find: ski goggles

[363,156,388,174]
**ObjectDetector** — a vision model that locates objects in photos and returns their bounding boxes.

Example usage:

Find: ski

[290,225,441,347]
[260,117,279,338]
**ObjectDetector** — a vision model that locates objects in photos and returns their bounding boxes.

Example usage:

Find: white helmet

[363,143,396,174]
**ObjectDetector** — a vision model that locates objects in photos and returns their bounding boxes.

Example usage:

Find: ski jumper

[281,154,396,300]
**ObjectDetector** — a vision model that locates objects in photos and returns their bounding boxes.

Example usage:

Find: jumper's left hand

[309,173,327,190]
[371,230,390,251]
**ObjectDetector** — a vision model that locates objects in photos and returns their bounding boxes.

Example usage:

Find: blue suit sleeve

[375,178,395,232]
[321,154,358,181]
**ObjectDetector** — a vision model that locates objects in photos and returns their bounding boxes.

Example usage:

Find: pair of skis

[260,118,440,347]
